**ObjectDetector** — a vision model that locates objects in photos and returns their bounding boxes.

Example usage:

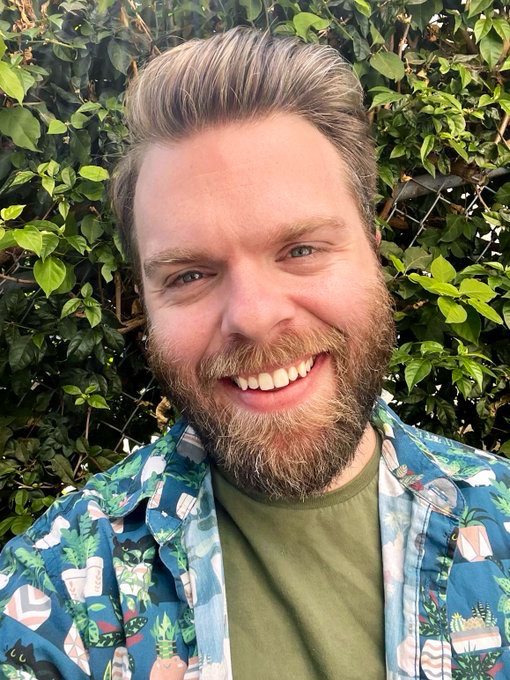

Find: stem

[0,273,34,284]
[84,407,91,441]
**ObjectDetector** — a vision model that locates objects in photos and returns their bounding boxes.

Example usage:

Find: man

[0,27,509,680]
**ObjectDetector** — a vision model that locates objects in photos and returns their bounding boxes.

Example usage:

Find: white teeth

[273,368,290,389]
[258,373,274,391]
[297,361,307,378]
[232,355,317,391]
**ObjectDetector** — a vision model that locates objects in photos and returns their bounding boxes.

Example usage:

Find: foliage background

[0,0,508,545]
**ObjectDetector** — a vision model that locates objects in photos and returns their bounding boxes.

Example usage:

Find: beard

[146,276,395,500]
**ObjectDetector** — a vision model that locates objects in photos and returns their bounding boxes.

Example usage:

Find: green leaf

[78,165,109,182]
[62,384,82,395]
[493,18,510,42]
[12,226,42,256]
[239,0,262,20]
[40,232,59,260]
[503,301,510,330]
[107,39,132,75]
[0,106,41,151]
[430,255,456,283]
[33,256,67,296]
[369,51,405,81]
[88,394,109,409]
[11,515,33,535]
[459,278,496,302]
[353,0,371,16]
[420,135,435,167]
[467,0,492,18]
[420,341,444,355]
[438,297,467,324]
[450,307,481,345]
[80,216,104,244]
[480,33,504,70]
[293,13,331,41]
[369,89,405,108]
[459,358,484,390]
[50,454,75,486]
[61,298,81,319]
[10,170,35,187]
[9,335,36,371]
[405,358,432,392]
[66,235,87,254]
[61,167,76,187]
[0,204,25,221]
[81,282,93,298]
[0,62,25,104]
[84,304,102,328]
[467,299,503,324]
[41,175,55,196]
[403,247,432,272]
[389,254,405,272]
[47,118,67,135]
[409,274,459,297]
[474,16,492,43]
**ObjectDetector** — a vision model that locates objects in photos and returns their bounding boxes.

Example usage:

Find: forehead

[133,114,363,260]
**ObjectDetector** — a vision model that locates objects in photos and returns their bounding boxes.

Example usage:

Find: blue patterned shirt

[1,400,510,679]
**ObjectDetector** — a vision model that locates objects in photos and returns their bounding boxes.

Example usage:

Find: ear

[374,229,382,246]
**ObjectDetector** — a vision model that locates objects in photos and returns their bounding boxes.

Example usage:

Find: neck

[325,423,378,492]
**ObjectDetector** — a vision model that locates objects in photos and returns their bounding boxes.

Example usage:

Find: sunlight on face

[134,114,395,498]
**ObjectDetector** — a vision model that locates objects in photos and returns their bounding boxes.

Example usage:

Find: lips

[230,355,316,391]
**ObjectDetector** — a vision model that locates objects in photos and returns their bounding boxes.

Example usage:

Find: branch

[0,272,34,284]
[119,315,145,334]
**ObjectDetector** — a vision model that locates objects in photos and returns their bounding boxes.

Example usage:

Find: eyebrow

[142,216,345,280]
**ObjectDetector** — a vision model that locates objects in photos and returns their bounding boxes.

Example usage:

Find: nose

[220,263,295,343]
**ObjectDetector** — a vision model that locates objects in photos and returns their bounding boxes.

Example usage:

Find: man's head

[111,28,395,499]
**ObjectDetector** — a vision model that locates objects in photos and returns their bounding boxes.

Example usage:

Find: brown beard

[146,277,395,500]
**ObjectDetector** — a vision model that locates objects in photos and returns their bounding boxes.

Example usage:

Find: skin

[134,113,386,491]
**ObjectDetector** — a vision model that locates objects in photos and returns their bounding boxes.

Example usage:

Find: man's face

[134,113,394,498]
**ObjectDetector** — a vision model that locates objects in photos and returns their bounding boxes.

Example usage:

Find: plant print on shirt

[2,401,510,679]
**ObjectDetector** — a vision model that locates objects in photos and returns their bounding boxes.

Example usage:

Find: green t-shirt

[211,437,385,679]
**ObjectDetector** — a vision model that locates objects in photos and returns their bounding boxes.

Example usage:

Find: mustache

[196,326,348,383]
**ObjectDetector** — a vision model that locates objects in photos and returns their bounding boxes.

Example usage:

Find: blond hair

[111,27,377,270]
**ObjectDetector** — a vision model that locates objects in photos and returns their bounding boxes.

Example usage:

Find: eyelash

[165,244,320,288]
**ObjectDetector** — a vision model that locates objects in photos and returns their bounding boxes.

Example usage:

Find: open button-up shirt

[1,400,510,679]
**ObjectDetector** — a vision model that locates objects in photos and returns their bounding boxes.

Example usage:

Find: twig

[84,408,91,441]
[114,270,122,321]
[398,16,411,60]
[119,316,145,334]
[494,112,510,149]
[0,272,34,284]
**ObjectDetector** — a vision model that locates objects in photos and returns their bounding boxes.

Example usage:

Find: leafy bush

[0,0,508,545]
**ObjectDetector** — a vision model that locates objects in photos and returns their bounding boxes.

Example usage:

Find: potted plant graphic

[450,603,501,654]
[457,508,494,562]
[419,589,452,680]
[149,613,187,680]
[60,516,102,602]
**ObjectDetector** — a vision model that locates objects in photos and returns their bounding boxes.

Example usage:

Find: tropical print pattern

[0,399,510,678]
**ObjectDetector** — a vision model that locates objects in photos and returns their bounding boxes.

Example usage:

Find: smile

[230,355,316,392]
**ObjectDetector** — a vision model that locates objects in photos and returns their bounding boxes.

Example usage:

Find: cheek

[299,276,378,331]
[147,304,220,366]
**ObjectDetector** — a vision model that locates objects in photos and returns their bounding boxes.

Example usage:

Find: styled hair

[111,27,377,272]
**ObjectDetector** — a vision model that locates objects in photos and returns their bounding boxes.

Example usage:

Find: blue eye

[174,271,203,285]
[288,245,315,258]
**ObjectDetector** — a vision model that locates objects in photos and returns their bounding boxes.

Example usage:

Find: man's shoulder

[7,420,194,554]
[374,399,510,493]
[409,422,509,486]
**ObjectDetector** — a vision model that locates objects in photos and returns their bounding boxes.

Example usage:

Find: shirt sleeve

[0,530,91,680]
